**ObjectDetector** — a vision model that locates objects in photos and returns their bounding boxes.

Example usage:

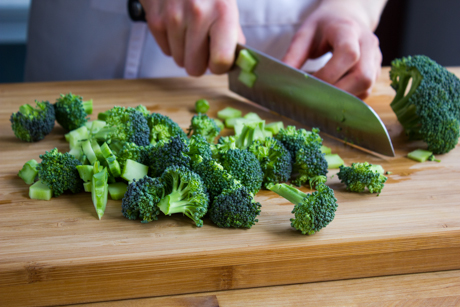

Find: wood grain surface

[1,68,459,306]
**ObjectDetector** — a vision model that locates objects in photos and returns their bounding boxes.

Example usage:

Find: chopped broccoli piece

[115,142,153,170]
[236,120,266,149]
[36,148,83,197]
[29,180,53,201]
[148,135,191,177]
[325,154,344,169]
[217,107,242,120]
[248,137,292,188]
[92,167,108,219]
[320,145,332,154]
[337,162,387,195]
[76,165,94,182]
[108,182,128,200]
[122,176,164,223]
[209,186,261,228]
[244,112,262,121]
[146,112,187,145]
[187,113,221,143]
[158,166,209,227]
[238,70,257,88]
[407,149,440,162]
[54,93,92,131]
[195,99,210,114]
[224,117,242,129]
[66,126,89,150]
[265,121,284,135]
[236,49,257,72]
[18,159,39,185]
[389,55,460,154]
[121,159,149,183]
[214,118,225,131]
[10,100,55,142]
[267,183,338,235]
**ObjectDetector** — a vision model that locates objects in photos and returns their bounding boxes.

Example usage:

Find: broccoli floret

[95,106,150,147]
[267,183,337,235]
[248,137,292,188]
[337,162,387,195]
[209,186,261,228]
[191,156,241,202]
[218,148,263,195]
[10,100,55,142]
[389,55,460,154]
[187,134,212,161]
[54,93,93,131]
[275,126,322,159]
[158,165,209,227]
[187,113,221,143]
[122,176,164,223]
[148,135,191,177]
[36,148,83,197]
[146,112,187,145]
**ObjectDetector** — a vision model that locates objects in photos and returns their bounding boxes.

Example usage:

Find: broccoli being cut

[158,165,209,227]
[337,162,387,195]
[268,183,337,235]
[54,93,93,131]
[10,100,55,142]
[389,55,460,154]
[187,113,221,143]
[36,148,83,197]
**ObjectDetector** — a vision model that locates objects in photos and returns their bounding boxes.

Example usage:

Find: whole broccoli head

[10,100,55,142]
[191,156,241,202]
[54,93,93,131]
[147,112,187,145]
[148,135,191,177]
[95,106,150,147]
[122,176,164,223]
[158,165,209,227]
[337,162,387,194]
[248,137,292,188]
[268,182,337,235]
[187,113,221,143]
[209,186,262,228]
[390,55,460,154]
[187,134,213,161]
[218,148,263,195]
[36,148,83,197]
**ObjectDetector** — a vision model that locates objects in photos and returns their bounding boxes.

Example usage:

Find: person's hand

[139,0,245,76]
[283,1,385,99]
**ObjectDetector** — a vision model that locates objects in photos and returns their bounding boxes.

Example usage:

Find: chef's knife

[228,44,395,157]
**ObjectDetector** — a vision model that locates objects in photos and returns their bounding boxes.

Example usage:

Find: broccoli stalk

[267,183,337,235]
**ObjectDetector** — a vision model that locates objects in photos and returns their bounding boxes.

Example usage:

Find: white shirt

[25,0,325,82]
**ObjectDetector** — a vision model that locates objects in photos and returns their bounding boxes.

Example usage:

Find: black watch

[128,0,147,22]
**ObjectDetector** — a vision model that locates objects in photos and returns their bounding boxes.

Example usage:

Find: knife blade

[228,44,395,157]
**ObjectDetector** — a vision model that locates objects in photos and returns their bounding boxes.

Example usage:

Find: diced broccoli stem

[18,159,39,185]
[98,111,109,121]
[236,49,257,72]
[325,154,344,169]
[100,142,115,159]
[83,181,92,192]
[108,182,128,200]
[29,180,52,200]
[225,117,242,128]
[195,99,210,113]
[82,100,93,115]
[238,70,257,88]
[121,159,149,183]
[106,156,121,178]
[320,145,332,154]
[214,118,225,130]
[407,149,434,162]
[92,168,108,219]
[90,120,106,134]
[217,107,242,120]
[91,139,105,162]
[268,183,304,206]
[265,121,284,135]
[76,165,94,182]
[82,139,97,164]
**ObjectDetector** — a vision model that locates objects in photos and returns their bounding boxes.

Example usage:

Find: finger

[334,34,381,98]
[282,22,316,68]
[313,26,361,85]
[143,1,171,56]
[237,24,246,44]
[208,2,239,74]
[165,1,186,67]
[183,2,212,76]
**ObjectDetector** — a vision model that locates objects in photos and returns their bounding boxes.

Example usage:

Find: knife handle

[128,0,147,22]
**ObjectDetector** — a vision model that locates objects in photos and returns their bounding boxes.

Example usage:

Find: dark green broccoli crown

[36,148,83,197]
[158,165,209,227]
[100,106,150,146]
[212,136,237,159]
[115,142,153,170]
[209,186,261,228]
[10,100,55,142]
[122,176,164,223]
[390,55,460,154]
[147,112,187,145]
[191,156,241,202]
[148,135,191,177]
[248,137,292,187]
[187,113,221,143]
[275,126,323,160]
[292,143,328,187]
[337,162,387,194]
[290,183,337,235]
[187,134,213,161]
[54,93,91,131]
[218,148,263,195]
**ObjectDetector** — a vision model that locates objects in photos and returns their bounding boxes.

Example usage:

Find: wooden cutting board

[1,68,459,307]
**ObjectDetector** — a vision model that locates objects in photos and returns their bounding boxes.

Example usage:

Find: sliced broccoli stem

[82,100,93,115]
[267,183,304,205]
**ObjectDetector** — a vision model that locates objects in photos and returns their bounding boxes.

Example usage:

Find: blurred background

[1,0,459,83]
